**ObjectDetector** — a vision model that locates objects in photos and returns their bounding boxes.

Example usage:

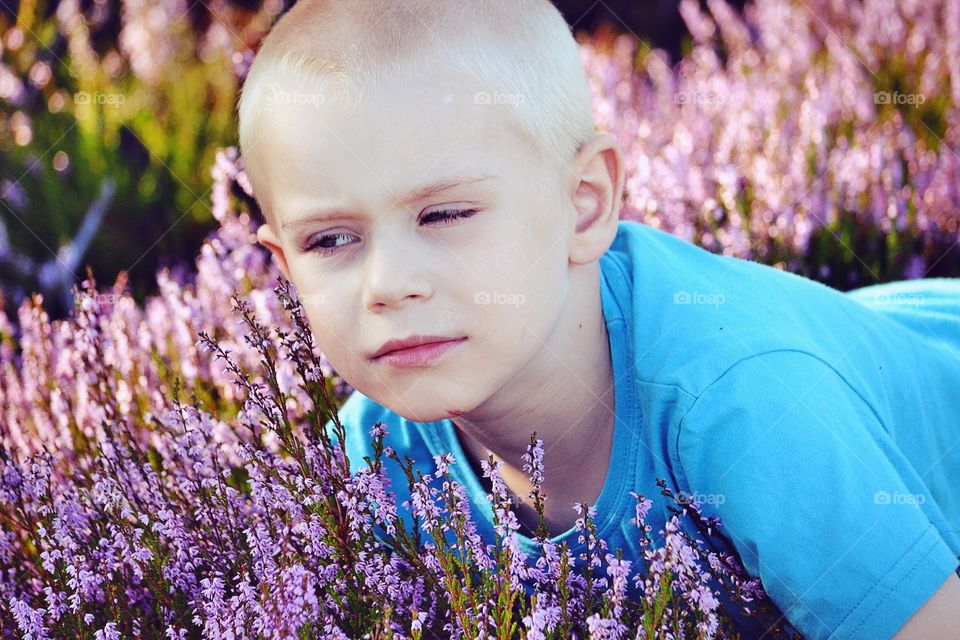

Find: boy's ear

[567,133,625,265]
[256,223,293,281]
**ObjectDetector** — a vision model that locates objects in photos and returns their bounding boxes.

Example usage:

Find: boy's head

[238,0,625,422]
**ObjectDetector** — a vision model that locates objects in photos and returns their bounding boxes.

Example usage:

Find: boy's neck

[458,409,615,535]
[451,265,617,536]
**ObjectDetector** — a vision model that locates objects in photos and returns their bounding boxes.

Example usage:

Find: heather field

[1,0,958,638]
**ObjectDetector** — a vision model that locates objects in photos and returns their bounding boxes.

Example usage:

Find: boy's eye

[304,208,479,256]
[305,232,354,255]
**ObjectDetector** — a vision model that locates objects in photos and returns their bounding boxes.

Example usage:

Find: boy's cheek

[288,300,333,354]
[300,311,374,375]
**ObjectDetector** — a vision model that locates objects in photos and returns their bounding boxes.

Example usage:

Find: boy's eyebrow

[281,174,501,230]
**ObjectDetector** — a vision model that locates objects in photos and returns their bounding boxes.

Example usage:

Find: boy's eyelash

[420,207,478,225]
[304,208,479,256]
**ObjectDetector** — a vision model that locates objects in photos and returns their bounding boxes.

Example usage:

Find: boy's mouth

[370,335,468,368]
[371,334,466,359]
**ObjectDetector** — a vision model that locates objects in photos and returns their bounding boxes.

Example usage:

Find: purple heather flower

[520,437,545,489]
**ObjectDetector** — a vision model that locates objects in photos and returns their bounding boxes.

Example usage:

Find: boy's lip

[370,334,466,360]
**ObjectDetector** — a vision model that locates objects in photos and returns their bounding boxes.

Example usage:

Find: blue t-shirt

[327,219,960,640]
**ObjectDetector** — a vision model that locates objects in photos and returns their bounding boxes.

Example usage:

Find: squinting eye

[305,208,479,257]
[304,232,356,256]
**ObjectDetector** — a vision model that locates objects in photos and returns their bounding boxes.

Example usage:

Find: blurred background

[1,0,722,323]
[0,0,957,322]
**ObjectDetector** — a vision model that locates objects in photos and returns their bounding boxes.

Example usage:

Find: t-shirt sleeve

[674,350,960,640]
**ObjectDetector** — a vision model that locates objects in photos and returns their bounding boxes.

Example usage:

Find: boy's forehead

[262,50,535,138]
[257,71,533,213]
[264,62,505,135]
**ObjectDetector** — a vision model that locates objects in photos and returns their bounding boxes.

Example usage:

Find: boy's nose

[361,235,432,312]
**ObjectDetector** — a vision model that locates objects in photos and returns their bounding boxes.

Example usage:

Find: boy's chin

[391,406,469,424]
[368,377,485,422]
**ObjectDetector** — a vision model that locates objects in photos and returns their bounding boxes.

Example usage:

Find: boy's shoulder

[605,220,896,397]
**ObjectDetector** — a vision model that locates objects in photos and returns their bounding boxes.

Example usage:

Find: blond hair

[236,0,596,226]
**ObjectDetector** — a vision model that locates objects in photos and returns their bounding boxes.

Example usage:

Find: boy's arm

[674,350,960,640]
[892,572,960,639]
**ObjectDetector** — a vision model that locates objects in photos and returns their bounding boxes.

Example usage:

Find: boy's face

[255,63,578,423]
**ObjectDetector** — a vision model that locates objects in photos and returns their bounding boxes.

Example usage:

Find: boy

[236,1,960,637]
